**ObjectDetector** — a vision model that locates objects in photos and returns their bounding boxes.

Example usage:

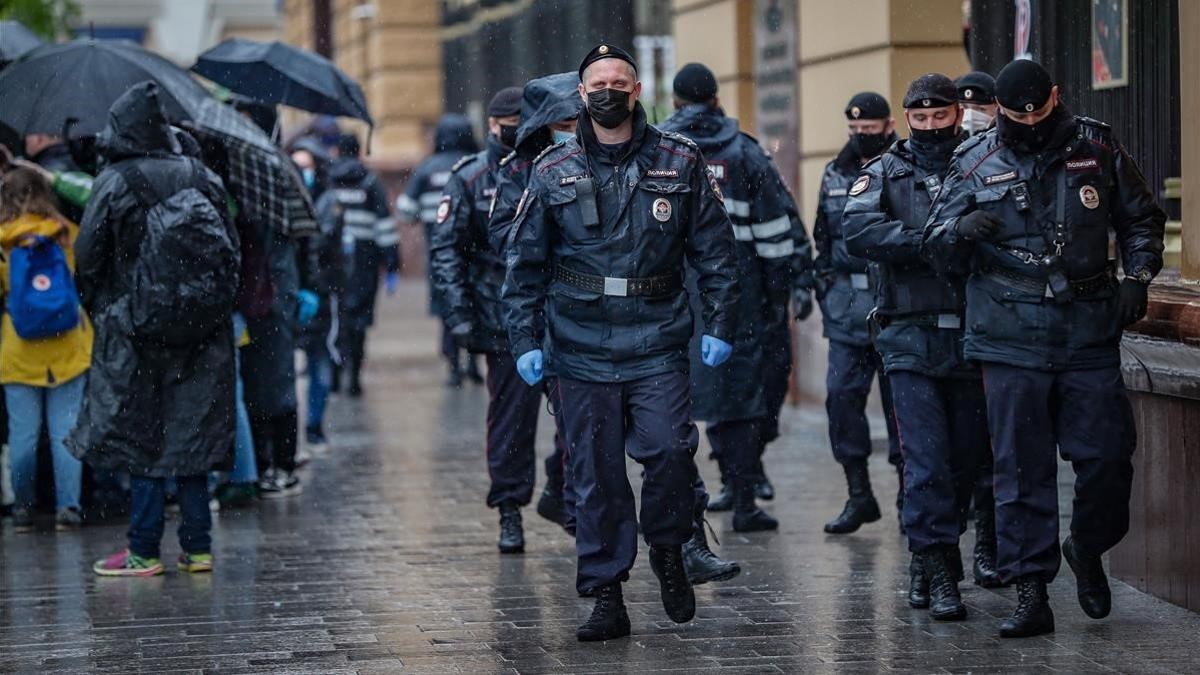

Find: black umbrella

[192,38,373,125]
[0,20,43,67]
[0,38,272,151]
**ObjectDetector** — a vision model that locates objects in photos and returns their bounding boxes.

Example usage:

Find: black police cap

[955,71,996,103]
[578,43,638,81]
[845,92,890,120]
[995,59,1053,112]
[487,87,523,117]
[673,62,719,103]
[902,73,958,109]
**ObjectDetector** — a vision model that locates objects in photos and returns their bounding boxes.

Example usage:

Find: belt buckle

[603,277,629,297]
[850,273,869,290]
[936,313,961,329]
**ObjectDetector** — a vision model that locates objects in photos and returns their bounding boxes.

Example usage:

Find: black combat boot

[497,502,524,554]
[908,553,930,608]
[576,583,631,641]
[755,475,775,501]
[683,520,741,585]
[706,483,733,511]
[1062,536,1111,619]
[922,546,967,621]
[732,477,778,532]
[973,507,1004,588]
[348,361,364,398]
[999,576,1055,638]
[649,545,696,623]
[465,355,484,385]
[895,462,906,534]
[824,460,881,534]
[535,476,566,526]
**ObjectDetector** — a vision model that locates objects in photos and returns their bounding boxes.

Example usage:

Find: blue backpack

[7,236,81,340]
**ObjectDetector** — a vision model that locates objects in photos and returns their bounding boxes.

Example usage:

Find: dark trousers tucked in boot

[576,583,631,642]
[1063,536,1111,619]
[497,502,524,554]
[973,502,1004,588]
[709,420,776,532]
[920,546,967,621]
[908,553,930,608]
[824,459,881,534]
[704,427,733,512]
[1000,576,1055,638]
[649,545,696,623]
[733,477,778,532]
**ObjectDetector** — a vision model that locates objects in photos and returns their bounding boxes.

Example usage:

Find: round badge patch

[652,197,672,223]
[1079,185,1100,210]
[32,274,51,292]
[964,89,974,100]
[848,174,871,196]
[435,196,451,224]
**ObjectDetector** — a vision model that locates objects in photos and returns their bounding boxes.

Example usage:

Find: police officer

[844,74,987,621]
[398,114,482,387]
[925,59,1165,637]
[324,133,399,398]
[955,72,1003,588]
[661,62,814,532]
[431,87,548,554]
[493,72,741,587]
[956,71,998,136]
[503,45,740,641]
[489,72,581,534]
[814,92,903,535]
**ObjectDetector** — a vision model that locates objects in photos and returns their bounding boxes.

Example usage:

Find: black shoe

[908,553,930,609]
[535,481,566,526]
[755,476,775,501]
[683,523,741,585]
[1000,576,1055,638]
[1063,536,1111,619]
[258,469,302,499]
[576,584,631,641]
[824,461,881,534]
[446,365,463,388]
[706,484,733,512]
[348,377,364,398]
[732,478,777,532]
[465,358,484,385]
[649,545,696,623]
[497,503,524,554]
[921,546,967,621]
[973,507,1004,588]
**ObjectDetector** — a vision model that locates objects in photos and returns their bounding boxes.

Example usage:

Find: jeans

[305,344,333,431]
[215,314,257,487]
[128,474,211,559]
[5,375,86,511]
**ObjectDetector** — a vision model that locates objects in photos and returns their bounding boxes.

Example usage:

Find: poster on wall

[753,0,799,193]
[1092,0,1128,88]
[1013,0,1033,59]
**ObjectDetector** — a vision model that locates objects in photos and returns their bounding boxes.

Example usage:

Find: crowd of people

[0,38,1165,646]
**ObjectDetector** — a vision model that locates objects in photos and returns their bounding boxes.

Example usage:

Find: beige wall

[1181,0,1200,281]
[281,0,442,163]
[673,0,969,401]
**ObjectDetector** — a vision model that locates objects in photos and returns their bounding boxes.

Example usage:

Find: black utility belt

[982,266,1114,299]
[555,265,681,298]
[875,312,962,329]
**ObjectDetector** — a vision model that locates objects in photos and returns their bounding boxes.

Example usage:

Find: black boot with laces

[1063,536,1111,619]
[649,545,696,623]
[999,576,1055,638]
[908,553,930,609]
[824,460,881,534]
[683,521,741,585]
[922,546,967,621]
[576,583,631,642]
[497,502,524,554]
[973,507,1004,588]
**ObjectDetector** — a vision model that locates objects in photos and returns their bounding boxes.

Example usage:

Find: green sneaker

[177,552,214,573]
[93,549,164,577]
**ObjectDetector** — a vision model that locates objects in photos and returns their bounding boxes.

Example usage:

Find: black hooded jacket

[399,114,478,227]
[69,81,238,477]
[660,103,813,422]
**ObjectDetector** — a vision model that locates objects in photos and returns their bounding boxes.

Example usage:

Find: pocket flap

[545,185,577,206]
[973,185,1010,204]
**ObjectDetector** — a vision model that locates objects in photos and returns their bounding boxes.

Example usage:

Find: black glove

[955,210,1003,241]
[793,289,814,321]
[1115,278,1149,327]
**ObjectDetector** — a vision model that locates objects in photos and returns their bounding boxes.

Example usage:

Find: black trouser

[484,352,542,507]
[251,409,298,474]
[706,419,764,487]
[559,372,701,593]
[981,363,1136,582]
[826,340,901,466]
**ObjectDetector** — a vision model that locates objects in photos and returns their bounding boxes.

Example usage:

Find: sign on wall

[1092,0,1128,88]
[754,0,799,193]
[1013,0,1033,58]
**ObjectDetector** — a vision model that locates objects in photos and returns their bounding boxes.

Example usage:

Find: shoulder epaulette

[532,139,569,166]
[861,155,884,171]
[1076,116,1112,131]
[658,129,699,150]
[450,153,476,174]
[951,130,989,159]
[498,150,517,168]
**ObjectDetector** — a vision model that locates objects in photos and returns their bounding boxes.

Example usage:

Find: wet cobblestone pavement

[3,283,1200,673]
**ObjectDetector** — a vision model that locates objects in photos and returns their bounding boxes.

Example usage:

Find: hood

[327,156,369,185]
[515,72,583,149]
[659,103,739,153]
[0,214,68,251]
[434,114,478,153]
[98,81,179,161]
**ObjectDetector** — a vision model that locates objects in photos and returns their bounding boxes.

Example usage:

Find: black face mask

[850,132,890,160]
[909,124,959,145]
[498,124,518,149]
[997,106,1062,151]
[586,88,633,129]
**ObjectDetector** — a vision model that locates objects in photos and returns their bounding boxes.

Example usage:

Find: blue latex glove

[700,334,733,367]
[516,349,544,386]
[385,271,400,296]
[296,289,319,326]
